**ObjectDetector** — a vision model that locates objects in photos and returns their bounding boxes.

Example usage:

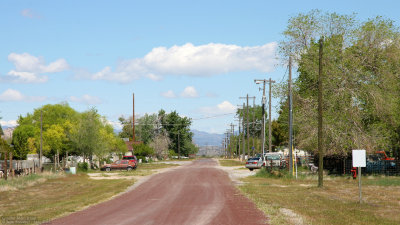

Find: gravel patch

[214,159,256,185]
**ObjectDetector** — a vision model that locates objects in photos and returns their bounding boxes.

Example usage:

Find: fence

[0,159,41,179]
[321,157,400,176]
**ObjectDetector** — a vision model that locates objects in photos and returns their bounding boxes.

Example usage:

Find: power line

[192,112,236,120]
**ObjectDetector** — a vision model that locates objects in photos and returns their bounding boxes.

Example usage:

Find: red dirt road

[48,159,268,225]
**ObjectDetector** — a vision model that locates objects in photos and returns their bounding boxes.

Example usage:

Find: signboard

[352,150,366,167]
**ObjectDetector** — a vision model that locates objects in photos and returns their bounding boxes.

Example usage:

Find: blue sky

[1,0,399,133]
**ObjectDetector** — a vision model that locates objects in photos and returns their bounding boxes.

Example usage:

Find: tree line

[118,109,198,158]
[3,103,198,164]
[225,11,400,160]
[7,103,126,165]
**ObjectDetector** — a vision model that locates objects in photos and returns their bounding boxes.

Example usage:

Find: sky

[1,0,399,134]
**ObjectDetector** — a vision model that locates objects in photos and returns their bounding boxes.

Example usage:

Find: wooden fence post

[4,151,7,180]
[9,152,13,177]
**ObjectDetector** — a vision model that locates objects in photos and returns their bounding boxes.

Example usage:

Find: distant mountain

[191,130,224,146]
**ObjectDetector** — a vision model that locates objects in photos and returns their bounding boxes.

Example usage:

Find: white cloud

[161,90,177,98]
[107,120,122,130]
[4,53,69,83]
[0,120,17,127]
[181,86,198,98]
[0,89,24,101]
[68,94,102,105]
[7,70,48,83]
[199,101,237,115]
[0,89,46,102]
[82,42,277,83]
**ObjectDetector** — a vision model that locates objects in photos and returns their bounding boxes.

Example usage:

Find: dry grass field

[239,169,400,225]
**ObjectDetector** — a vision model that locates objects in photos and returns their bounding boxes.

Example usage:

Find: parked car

[122,155,138,169]
[245,157,265,171]
[101,159,136,171]
[265,152,286,168]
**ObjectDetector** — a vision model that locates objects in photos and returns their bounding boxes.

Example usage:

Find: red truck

[101,159,137,171]
[375,151,394,161]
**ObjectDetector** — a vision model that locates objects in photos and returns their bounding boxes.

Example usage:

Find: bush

[133,143,154,157]
[77,162,89,172]
[168,150,177,158]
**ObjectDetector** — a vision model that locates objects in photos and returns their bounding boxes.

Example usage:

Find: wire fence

[267,154,400,176]
[322,157,400,176]
[0,159,41,178]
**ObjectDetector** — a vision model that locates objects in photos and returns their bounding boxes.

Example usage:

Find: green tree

[11,125,38,159]
[118,116,133,139]
[279,11,400,157]
[70,109,102,164]
[136,113,158,144]
[0,137,11,160]
[133,143,154,157]
[43,124,65,160]
[159,110,197,156]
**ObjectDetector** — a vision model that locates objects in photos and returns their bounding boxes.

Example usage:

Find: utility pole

[289,56,294,176]
[239,95,255,157]
[252,97,256,156]
[242,103,246,160]
[222,138,225,158]
[40,110,43,170]
[255,79,275,155]
[230,123,236,158]
[178,132,180,159]
[318,37,324,187]
[237,116,241,160]
[225,132,230,158]
[268,78,275,153]
[132,93,135,142]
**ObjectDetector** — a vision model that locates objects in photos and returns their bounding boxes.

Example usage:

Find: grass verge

[0,174,134,224]
[239,169,400,225]
[219,159,245,167]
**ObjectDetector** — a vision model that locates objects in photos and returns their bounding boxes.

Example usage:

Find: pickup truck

[101,159,137,171]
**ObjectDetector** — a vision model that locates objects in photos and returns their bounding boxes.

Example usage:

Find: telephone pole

[225,132,230,158]
[236,116,241,159]
[178,132,180,159]
[236,105,244,160]
[318,37,324,187]
[289,56,294,176]
[252,97,256,156]
[239,95,255,157]
[255,78,275,155]
[40,110,43,170]
[230,123,236,158]
[268,78,275,153]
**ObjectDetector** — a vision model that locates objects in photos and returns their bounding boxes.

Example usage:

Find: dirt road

[48,159,267,225]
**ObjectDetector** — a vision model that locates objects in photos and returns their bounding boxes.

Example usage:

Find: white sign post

[352,150,366,203]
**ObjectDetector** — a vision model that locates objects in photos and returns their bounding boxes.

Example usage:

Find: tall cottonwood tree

[278,10,400,156]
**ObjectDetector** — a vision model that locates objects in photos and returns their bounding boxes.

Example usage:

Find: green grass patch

[219,159,245,167]
[362,176,400,186]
